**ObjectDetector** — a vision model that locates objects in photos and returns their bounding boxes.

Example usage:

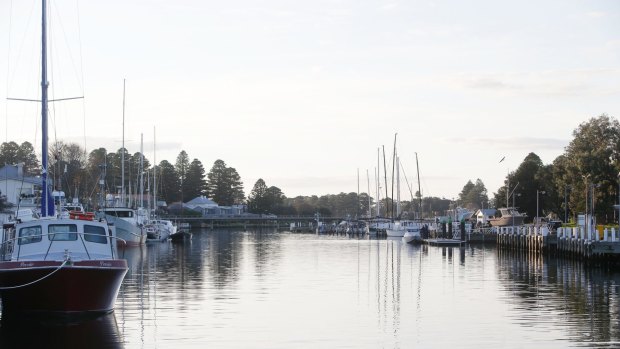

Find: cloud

[454,69,620,97]
[586,11,608,18]
[442,136,569,150]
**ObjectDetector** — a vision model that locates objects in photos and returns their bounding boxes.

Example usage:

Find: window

[19,226,42,245]
[84,225,108,244]
[49,224,78,241]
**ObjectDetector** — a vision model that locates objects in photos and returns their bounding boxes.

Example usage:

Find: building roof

[186,196,218,207]
[476,209,497,216]
[0,165,41,185]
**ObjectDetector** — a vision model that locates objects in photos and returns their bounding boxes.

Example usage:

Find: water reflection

[5,229,620,347]
[496,249,620,345]
[0,312,123,349]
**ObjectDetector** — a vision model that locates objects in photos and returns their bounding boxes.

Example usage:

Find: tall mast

[139,134,144,208]
[366,169,371,219]
[41,0,53,217]
[415,152,422,219]
[153,126,157,215]
[376,148,380,217]
[382,145,388,220]
[396,156,400,218]
[391,133,397,220]
[121,79,126,206]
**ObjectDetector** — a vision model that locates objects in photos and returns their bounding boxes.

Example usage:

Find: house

[0,164,44,210]
[183,196,248,216]
[185,196,219,215]
[474,209,497,226]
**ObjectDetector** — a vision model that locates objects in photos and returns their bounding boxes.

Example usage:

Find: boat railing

[0,232,127,261]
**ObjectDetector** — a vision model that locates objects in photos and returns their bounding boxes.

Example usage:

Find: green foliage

[492,114,620,224]
[184,158,207,200]
[247,178,286,214]
[206,159,245,206]
[158,160,181,204]
[0,141,40,175]
[458,179,489,210]
[175,150,190,200]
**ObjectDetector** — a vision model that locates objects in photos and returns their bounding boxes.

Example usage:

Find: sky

[0,0,619,202]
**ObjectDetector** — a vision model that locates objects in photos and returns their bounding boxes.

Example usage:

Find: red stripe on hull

[0,261,128,314]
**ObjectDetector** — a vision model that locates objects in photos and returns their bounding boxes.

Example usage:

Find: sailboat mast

[396,155,400,218]
[121,79,126,206]
[41,0,53,217]
[376,148,380,217]
[391,134,397,220]
[139,134,144,208]
[382,145,388,219]
[415,152,422,219]
[366,169,371,218]
[153,126,156,215]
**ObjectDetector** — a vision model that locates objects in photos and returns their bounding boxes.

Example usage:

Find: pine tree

[206,159,245,206]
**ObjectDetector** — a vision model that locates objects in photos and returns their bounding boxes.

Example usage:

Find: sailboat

[0,0,128,314]
[98,85,147,246]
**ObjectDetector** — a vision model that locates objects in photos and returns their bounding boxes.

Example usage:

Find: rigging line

[398,159,415,204]
[0,260,68,290]
[75,0,87,152]
[51,0,84,91]
[6,0,37,95]
[48,3,58,148]
[5,0,14,145]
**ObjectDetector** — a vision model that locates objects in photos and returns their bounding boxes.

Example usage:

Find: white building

[474,209,497,226]
[0,164,43,210]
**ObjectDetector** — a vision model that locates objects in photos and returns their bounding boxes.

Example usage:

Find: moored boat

[0,216,128,314]
[98,207,147,246]
[387,220,422,238]
[489,207,527,227]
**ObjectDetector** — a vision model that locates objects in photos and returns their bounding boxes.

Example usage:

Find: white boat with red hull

[0,216,128,314]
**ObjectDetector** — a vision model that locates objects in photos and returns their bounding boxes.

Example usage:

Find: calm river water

[2,228,620,348]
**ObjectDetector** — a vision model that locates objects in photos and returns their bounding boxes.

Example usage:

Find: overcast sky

[1,0,619,202]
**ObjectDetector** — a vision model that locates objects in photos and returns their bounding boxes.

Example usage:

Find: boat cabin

[1,218,118,262]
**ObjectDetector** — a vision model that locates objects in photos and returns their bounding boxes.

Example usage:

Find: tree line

[1,114,618,223]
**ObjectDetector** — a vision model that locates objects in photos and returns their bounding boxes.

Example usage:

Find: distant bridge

[162,214,349,228]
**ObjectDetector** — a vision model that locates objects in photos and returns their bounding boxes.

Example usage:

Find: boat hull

[386,229,405,237]
[0,260,127,314]
[103,215,146,246]
[403,232,422,244]
[489,216,525,227]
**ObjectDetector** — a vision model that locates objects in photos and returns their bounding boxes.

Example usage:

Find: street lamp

[617,172,620,226]
[512,193,521,228]
[536,190,546,224]
[564,185,571,223]
[582,173,591,236]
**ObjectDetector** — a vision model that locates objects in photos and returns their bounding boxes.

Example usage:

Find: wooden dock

[496,225,620,260]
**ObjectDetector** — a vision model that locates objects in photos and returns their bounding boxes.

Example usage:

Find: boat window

[84,225,108,244]
[106,210,133,218]
[49,224,78,241]
[18,226,42,245]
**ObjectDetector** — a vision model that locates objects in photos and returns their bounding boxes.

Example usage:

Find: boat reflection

[0,312,123,348]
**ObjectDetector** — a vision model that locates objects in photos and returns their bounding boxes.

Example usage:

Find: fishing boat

[0,215,128,314]
[98,207,147,246]
[0,0,127,314]
[488,207,527,227]
[146,219,175,242]
[387,220,422,239]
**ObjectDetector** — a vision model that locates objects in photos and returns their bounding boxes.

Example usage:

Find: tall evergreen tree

[158,160,181,204]
[247,179,286,214]
[175,150,190,202]
[184,158,207,200]
[206,159,245,205]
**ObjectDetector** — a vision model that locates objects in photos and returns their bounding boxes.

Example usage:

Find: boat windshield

[106,210,133,218]
[49,224,78,241]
